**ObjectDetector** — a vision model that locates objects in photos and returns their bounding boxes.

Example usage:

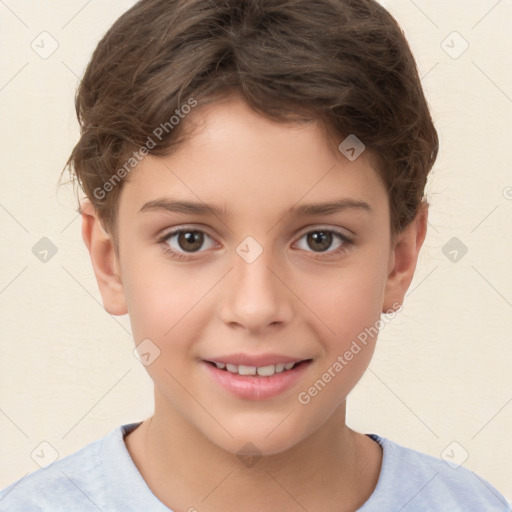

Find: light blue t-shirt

[1,422,510,511]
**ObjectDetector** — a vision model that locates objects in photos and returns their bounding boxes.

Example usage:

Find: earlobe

[80,199,128,316]
[382,203,428,314]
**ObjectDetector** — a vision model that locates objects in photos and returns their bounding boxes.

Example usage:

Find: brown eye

[177,231,204,252]
[306,231,333,252]
[294,228,352,256]
[163,229,215,255]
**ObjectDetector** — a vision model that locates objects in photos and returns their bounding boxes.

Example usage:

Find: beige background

[0,0,511,503]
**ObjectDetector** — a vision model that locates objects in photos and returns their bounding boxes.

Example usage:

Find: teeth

[238,365,257,376]
[217,362,298,376]
[257,365,276,376]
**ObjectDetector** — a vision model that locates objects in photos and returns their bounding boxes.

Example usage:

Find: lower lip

[203,361,311,401]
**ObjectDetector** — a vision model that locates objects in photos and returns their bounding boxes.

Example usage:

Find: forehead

[118,96,388,219]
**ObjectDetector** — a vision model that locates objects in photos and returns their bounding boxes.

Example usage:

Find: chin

[200,413,315,458]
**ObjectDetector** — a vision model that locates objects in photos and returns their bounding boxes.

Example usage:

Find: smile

[208,361,300,376]
[202,356,313,400]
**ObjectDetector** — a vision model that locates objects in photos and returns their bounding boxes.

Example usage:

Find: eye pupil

[178,231,204,252]
[307,231,332,252]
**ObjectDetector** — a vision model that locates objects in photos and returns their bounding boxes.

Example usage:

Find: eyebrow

[139,197,372,218]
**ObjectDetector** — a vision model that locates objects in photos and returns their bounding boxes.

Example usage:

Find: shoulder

[360,434,511,512]
[0,424,129,512]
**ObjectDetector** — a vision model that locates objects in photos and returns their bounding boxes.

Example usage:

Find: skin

[81,94,428,512]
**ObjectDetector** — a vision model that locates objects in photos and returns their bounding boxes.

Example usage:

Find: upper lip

[204,353,311,367]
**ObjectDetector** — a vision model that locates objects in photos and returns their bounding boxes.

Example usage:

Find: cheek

[300,251,388,342]
[121,250,218,350]
[294,264,386,417]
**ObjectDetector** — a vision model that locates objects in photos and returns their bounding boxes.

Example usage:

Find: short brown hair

[64,0,438,248]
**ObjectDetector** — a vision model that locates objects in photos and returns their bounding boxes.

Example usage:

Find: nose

[218,246,294,334]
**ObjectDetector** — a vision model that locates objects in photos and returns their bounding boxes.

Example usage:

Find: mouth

[202,356,313,400]
[205,360,310,376]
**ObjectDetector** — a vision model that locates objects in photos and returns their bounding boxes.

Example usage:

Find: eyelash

[157,227,354,261]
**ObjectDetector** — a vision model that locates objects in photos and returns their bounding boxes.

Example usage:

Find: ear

[80,199,127,316]
[382,202,428,314]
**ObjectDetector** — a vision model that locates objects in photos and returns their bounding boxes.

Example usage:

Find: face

[101,95,409,455]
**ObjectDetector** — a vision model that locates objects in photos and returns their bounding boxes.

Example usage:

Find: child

[1,0,509,510]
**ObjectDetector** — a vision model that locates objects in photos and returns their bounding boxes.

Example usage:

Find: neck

[125,392,382,512]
